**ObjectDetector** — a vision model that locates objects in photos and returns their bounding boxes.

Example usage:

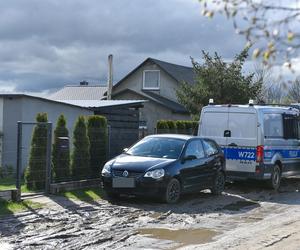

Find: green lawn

[0,198,43,216]
[0,177,30,192]
[59,187,105,202]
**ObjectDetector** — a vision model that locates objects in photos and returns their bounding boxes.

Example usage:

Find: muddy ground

[1,179,300,250]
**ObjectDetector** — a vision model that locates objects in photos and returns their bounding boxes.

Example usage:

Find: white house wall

[2,96,93,171]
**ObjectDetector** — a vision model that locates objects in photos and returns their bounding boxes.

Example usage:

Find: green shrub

[176,121,186,134]
[25,113,48,190]
[166,120,177,133]
[52,114,70,182]
[156,120,169,134]
[87,115,108,177]
[71,116,90,180]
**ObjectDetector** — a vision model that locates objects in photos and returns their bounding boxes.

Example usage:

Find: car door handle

[228,143,237,147]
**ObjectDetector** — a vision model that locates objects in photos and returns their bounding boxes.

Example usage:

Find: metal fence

[0,121,198,195]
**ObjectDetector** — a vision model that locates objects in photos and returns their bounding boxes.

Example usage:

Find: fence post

[45,123,52,194]
[15,121,22,201]
[107,125,111,160]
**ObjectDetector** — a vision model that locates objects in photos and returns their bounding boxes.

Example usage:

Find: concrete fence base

[49,178,102,194]
[0,189,21,202]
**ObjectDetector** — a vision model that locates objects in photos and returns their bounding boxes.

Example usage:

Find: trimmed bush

[156,120,199,135]
[71,116,90,180]
[156,120,169,134]
[52,114,70,182]
[166,120,177,133]
[87,115,108,177]
[176,120,186,134]
[25,113,48,190]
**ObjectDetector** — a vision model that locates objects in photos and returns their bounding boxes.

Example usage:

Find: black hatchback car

[102,134,225,203]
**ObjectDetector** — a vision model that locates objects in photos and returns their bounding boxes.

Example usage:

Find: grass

[0,177,31,193]
[0,198,43,216]
[59,187,105,202]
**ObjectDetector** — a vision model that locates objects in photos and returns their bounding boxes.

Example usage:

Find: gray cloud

[0,0,245,93]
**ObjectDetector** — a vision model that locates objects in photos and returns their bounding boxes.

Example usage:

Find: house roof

[113,57,194,90]
[142,90,188,113]
[113,89,188,114]
[49,85,108,100]
[149,58,194,84]
[57,99,146,109]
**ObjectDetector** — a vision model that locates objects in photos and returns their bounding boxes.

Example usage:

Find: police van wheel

[211,171,225,195]
[268,165,281,191]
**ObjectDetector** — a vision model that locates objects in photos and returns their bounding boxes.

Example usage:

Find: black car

[101,134,225,203]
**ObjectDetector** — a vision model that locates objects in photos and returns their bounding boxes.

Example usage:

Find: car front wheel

[164,178,181,204]
[210,171,225,195]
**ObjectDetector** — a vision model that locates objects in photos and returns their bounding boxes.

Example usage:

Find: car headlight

[102,162,113,177]
[144,169,165,179]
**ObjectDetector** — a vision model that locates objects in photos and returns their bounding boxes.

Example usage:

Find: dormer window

[143,70,160,90]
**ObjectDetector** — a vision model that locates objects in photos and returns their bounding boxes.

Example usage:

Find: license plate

[112,177,135,188]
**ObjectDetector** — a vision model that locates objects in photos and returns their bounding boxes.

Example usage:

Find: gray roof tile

[49,85,107,100]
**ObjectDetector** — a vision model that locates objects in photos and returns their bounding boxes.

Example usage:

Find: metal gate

[16,121,52,195]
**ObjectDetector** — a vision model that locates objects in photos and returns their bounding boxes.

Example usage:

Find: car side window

[185,140,205,159]
[203,140,219,156]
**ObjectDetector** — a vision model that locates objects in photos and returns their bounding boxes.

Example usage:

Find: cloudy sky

[0,0,247,94]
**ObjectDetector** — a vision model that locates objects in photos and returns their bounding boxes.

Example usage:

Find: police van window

[201,112,228,137]
[185,140,205,159]
[228,113,256,138]
[203,140,219,156]
[283,114,299,139]
[264,114,283,138]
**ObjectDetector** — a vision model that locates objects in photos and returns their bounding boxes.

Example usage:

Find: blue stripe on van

[221,147,300,161]
[221,147,256,161]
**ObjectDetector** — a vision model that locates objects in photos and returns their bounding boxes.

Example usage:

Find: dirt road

[1,179,300,249]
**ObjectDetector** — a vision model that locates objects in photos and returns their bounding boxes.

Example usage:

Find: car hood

[111,154,176,172]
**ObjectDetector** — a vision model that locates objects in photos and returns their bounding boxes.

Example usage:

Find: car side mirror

[123,148,129,153]
[182,155,197,162]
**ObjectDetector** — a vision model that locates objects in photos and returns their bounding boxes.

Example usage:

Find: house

[49,81,107,100]
[111,58,194,133]
[0,94,146,172]
[0,94,94,171]
[50,82,147,157]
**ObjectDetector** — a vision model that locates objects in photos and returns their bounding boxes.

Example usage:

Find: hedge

[156,120,199,135]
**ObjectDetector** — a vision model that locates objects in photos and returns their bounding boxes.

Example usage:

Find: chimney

[107,54,113,100]
[80,81,88,86]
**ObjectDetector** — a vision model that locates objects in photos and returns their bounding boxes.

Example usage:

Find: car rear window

[202,140,219,156]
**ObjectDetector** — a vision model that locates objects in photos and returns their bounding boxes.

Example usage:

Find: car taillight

[256,145,264,163]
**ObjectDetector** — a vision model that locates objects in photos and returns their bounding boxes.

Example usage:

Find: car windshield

[126,137,186,159]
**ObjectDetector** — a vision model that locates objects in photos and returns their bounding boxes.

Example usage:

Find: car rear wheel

[164,178,181,204]
[268,164,281,191]
[210,171,225,195]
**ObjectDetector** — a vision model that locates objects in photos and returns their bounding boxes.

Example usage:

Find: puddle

[138,228,218,247]
[149,212,162,219]
[222,200,260,211]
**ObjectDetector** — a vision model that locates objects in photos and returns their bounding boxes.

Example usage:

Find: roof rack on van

[256,102,300,110]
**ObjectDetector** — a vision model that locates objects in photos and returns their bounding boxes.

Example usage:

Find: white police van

[198,100,300,190]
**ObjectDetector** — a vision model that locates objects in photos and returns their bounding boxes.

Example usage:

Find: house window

[143,70,160,90]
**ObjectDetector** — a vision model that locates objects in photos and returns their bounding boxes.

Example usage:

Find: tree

[87,115,107,177]
[71,116,90,179]
[25,113,48,190]
[52,114,70,182]
[176,48,262,115]
[200,0,300,67]
[288,78,300,103]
